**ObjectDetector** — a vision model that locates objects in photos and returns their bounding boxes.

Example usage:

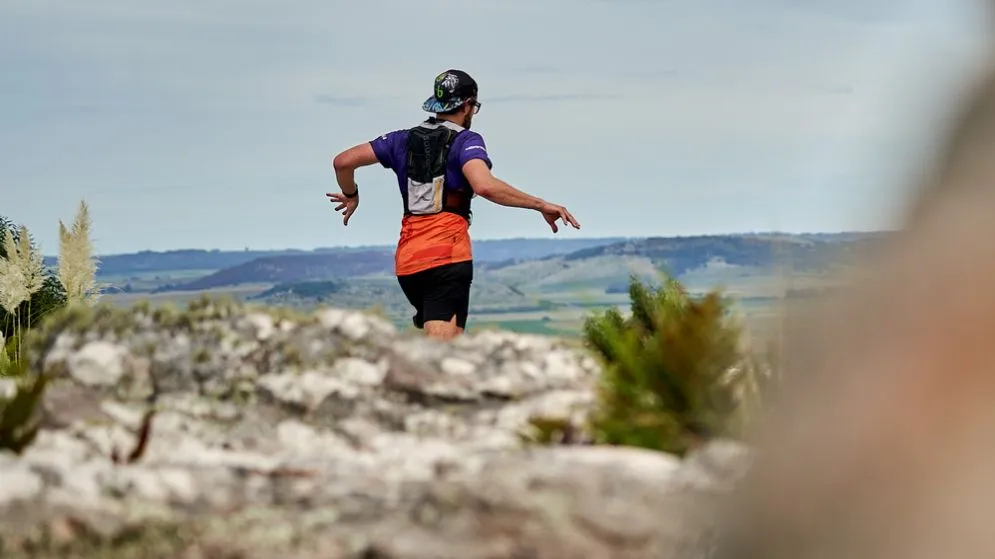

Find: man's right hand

[326,192,359,226]
[539,202,581,233]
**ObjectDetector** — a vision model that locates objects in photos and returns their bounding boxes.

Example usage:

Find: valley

[96,233,879,341]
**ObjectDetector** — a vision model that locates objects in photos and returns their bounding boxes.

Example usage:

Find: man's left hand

[538,201,580,233]
[326,192,359,226]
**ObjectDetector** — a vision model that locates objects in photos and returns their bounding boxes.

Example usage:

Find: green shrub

[0,341,11,377]
[0,373,47,453]
[518,415,589,446]
[522,273,772,457]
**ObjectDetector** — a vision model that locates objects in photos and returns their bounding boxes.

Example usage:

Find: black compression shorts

[396,260,473,329]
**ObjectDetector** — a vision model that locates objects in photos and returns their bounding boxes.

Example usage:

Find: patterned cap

[422,69,478,113]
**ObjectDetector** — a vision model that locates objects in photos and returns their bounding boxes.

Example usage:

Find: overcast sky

[2,0,993,255]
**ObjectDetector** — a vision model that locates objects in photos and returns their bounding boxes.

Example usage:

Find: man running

[328,69,581,340]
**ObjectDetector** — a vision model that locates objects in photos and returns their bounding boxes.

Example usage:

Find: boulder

[0,299,751,558]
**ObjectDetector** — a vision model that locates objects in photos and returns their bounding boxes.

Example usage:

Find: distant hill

[112,232,887,295]
[152,250,395,292]
[81,237,628,279]
[475,232,887,295]
[248,280,347,302]
[563,235,831,275]
[560,233,878,274]
[46,249,313,278]
[471,237,630,261]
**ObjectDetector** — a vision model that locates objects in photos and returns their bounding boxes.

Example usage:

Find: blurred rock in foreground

[0,300,750,558]
[707,27,995,559]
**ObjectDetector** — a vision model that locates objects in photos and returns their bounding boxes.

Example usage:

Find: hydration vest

[402,118,473,223]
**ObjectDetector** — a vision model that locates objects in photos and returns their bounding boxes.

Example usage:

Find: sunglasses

[471,100,481,114]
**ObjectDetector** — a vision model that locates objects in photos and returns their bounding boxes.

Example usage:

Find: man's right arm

[462,159,581,232]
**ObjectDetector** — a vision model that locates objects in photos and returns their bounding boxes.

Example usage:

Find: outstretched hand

[326,192,359,226]
[539,202,581,233]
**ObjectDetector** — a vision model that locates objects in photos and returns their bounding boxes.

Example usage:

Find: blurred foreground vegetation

[521,273,776,456]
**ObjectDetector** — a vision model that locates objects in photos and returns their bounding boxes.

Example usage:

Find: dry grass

[0,224,47,368]
[57,200,100,306]
[0,199,98,373]
[0,227,34,317]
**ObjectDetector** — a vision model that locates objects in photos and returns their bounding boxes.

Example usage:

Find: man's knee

[423,316,461,340]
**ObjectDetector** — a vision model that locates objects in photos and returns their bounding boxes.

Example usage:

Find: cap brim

[422,96,463,113]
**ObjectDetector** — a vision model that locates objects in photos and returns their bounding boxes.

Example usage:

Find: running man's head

[422,69,481,129]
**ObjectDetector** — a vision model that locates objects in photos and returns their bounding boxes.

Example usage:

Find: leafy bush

[521,273,772,457]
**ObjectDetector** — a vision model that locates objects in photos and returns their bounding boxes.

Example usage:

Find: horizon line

[37,229,892,259]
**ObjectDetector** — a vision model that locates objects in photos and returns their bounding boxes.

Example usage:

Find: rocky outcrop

[0,299,751,558]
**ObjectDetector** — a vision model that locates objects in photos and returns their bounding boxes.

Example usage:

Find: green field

[102,269,221,293]
[102,264,838,346]
[461,293,800,342]
[467,318,568,336]
[104,284,272,308]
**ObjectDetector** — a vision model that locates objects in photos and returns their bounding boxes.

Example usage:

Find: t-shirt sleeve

[370,131,400,169]
[457,132,493,170]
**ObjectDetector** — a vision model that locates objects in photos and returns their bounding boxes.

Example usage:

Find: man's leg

[396,272,426,330]
[420,261,473,341]
[423,314,460,340]
[453,266,471,335]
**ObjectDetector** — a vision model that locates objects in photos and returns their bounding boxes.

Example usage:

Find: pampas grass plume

[0,227,31,315]
[57,200,99,305]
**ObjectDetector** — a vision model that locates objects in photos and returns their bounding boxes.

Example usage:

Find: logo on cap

[436,72,460,99]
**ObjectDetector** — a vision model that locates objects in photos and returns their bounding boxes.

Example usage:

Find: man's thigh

[396,273,426,327]
[418,261,474,329]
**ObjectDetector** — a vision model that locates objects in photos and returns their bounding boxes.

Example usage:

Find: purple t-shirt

[369,123,493,196]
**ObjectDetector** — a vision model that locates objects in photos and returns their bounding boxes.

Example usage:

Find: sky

[1,0,993,255]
